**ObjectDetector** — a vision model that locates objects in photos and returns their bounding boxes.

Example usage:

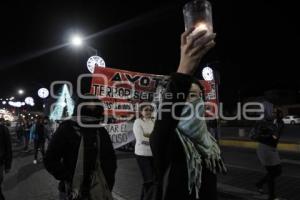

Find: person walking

[149,28,227,200]
[23,119,31,152]
[133,104,155,200]
[44,95,117,200]
[31,116,47,164]
[255,108,284,200]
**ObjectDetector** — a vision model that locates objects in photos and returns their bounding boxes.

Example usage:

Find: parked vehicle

[282,115,300,124]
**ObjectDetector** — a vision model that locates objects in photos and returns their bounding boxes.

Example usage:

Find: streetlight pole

[87,46,98,56]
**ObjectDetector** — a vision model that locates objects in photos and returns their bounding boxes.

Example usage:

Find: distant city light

[0,109,14,121]
[8,101,22,108]
[25,97,35,106]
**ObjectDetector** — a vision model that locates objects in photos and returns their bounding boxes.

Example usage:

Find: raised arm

[150,28,216,174]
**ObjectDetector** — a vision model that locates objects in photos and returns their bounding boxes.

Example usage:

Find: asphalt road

[2,136,299,200]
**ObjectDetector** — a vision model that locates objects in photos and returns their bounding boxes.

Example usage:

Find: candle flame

[195,22,209,32]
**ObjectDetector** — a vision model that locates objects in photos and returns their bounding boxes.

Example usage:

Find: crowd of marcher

[0,26,285,200]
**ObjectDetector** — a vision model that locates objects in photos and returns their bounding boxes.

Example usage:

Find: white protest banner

[105,121,135,149]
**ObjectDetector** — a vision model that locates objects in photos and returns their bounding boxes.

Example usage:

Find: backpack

[71,127,113,200]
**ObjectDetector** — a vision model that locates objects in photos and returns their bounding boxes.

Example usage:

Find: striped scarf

[176,98,227,198]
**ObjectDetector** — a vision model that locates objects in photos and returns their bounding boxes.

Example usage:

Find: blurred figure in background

[255,108,284,200]
[43,116,53,150]
[23,119,32,152]
[30,116,47,164]
[15,119,25,145]
[43,116,53,140]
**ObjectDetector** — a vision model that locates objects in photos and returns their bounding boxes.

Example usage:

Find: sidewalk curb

[220,139,300,153]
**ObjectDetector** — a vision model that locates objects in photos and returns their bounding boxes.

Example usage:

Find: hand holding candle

[177,28,216,75]
[193,22,212,35]
[183,0,213,37]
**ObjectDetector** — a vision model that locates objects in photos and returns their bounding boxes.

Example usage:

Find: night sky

[0,0,299,108]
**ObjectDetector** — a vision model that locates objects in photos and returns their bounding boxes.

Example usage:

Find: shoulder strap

[72,131,85,196]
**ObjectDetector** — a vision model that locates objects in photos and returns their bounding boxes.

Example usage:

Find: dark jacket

[150,73,217,200]
[255,119,284,148]
[44,120,117,191]
[32,122,46,141]
[0,124,12,170]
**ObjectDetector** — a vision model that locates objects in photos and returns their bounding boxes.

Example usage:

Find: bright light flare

[70,35,83,46]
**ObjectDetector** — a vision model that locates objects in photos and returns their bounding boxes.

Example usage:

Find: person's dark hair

[73,93,104,117]
[138,104,154,119]
[191,77,205,101]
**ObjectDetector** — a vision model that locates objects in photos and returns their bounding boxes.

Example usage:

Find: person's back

[44,95,117,199]
[44,119,117,198]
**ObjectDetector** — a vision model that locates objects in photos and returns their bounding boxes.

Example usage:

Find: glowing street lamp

[18,89,24,95]
[70,35,83,46]
[69,32,103,73]
[69,33,98,55]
